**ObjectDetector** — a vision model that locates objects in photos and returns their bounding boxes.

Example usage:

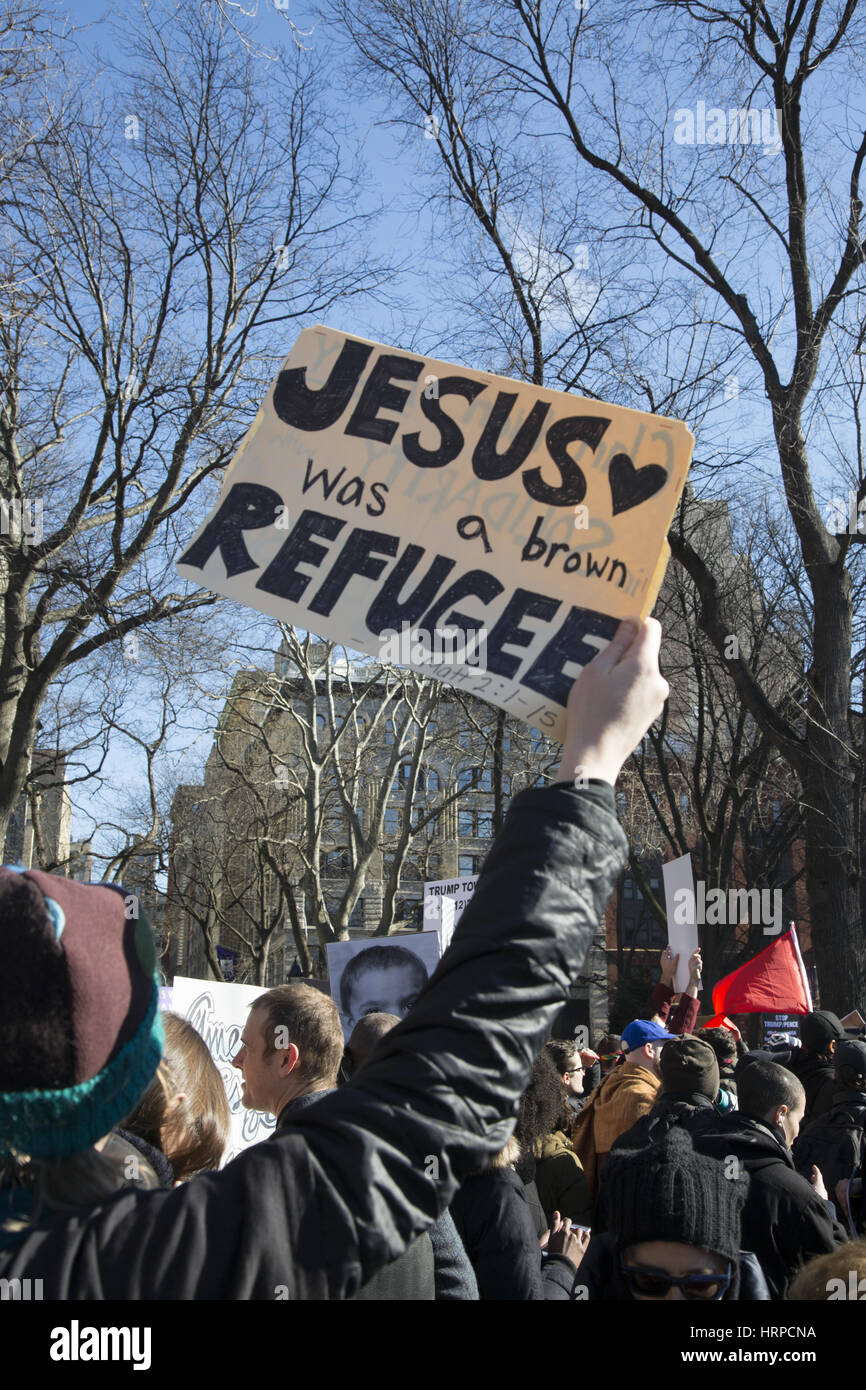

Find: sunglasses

[564,1067,585,1075]
[619,1256,732,1301]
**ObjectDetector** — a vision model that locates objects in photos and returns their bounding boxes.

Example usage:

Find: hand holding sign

[554,618,669,786]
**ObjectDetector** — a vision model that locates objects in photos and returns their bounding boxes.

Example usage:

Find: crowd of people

[1,616,864,1302]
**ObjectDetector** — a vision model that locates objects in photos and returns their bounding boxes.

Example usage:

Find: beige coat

[571,1064,660,1199]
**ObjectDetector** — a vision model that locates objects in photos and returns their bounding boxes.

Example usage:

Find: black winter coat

[0,780,626,1300]
[690,1112,847,1300]
[788,1051,836,1122]
[793,1091,866,1196]
[610,1092,717,1154]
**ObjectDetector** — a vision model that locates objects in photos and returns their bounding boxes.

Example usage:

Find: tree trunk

[800,568,866,1008]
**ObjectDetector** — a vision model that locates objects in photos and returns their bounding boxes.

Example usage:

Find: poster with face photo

[326,932,442,1041]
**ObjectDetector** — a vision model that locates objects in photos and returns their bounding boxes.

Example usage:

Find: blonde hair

[787,1239,866,1299]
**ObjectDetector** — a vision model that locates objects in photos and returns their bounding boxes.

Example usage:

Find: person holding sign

[0,618,668,1300]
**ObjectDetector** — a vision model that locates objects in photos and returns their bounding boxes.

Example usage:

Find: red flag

[704,927,812,1026]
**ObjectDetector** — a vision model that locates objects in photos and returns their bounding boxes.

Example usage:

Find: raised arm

[1,620,669,1300]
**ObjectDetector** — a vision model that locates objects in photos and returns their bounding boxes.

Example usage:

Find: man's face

[562,1055,585,1097]
[622,1241,731,1301]
[346,964,422,1029]
[232,1008,282,1114]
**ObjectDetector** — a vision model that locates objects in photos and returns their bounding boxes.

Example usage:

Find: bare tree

[336,0,866,1006]
[0,2,387,850]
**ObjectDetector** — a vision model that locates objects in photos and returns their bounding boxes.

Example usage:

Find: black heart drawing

[608,452,668,516]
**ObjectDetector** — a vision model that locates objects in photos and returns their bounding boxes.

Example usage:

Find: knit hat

[800,1010,846,1052]
[605,1128,748,1264]
[659,1036,720,1099]
[0,866,163,1159]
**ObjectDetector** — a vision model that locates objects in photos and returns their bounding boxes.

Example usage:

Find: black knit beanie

[606,1128,748,1264]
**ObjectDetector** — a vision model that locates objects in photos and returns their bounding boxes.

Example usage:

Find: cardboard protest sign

[841,1009,866,1032]
[171,976,276,1163]
[177,325,694,739]
[326,931,442,1040]
[423,873,478,953]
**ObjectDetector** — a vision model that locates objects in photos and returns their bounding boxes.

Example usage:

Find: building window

[322,847,350,876]
[457,766,492,792]
[384,805,401,835]
[458,853,483,875]
[396,897,423,929]
[679,793,690,814]
[458,808,493,837]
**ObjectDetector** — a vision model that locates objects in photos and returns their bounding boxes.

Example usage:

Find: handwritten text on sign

[177,327,693,738]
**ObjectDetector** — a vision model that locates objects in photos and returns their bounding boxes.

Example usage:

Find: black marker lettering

[522,605,619,706]
[255,508,345,601]
[309,527,400,616]
[472,393,551,481]
[179,482,284,577]
[273,338,372,431]
[523,415,611,508]
[402,376,485,468]
[421,570,504,637]
[365,546,456,634]
[345,353,424,444]
[484,588,561,678]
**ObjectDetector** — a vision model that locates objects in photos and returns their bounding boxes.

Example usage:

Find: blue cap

[621,1019,676,1051]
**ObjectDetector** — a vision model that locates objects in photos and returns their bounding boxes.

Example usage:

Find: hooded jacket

[793,1091,866,1197]
[610,1091,716,1155]
[572,1063,660,1198]
[690,1111,846,1300]
[0,779,626,1300]
[788,1050,836,1122]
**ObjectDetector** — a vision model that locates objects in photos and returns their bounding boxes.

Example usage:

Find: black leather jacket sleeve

[1,780,626,1300]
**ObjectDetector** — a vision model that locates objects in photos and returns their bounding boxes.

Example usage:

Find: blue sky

[44,0,866,863]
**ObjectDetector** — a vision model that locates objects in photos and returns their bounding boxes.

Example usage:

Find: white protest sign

[423,873,478,953]
[171,976,276,1163]
[662,852,700,994]
[177,326,694,739]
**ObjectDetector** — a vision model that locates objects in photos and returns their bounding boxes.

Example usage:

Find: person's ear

[278,1042,300,1076]
[164,1091,186,1120]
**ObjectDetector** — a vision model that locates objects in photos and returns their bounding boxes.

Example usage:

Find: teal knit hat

[0,867,164,1159]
